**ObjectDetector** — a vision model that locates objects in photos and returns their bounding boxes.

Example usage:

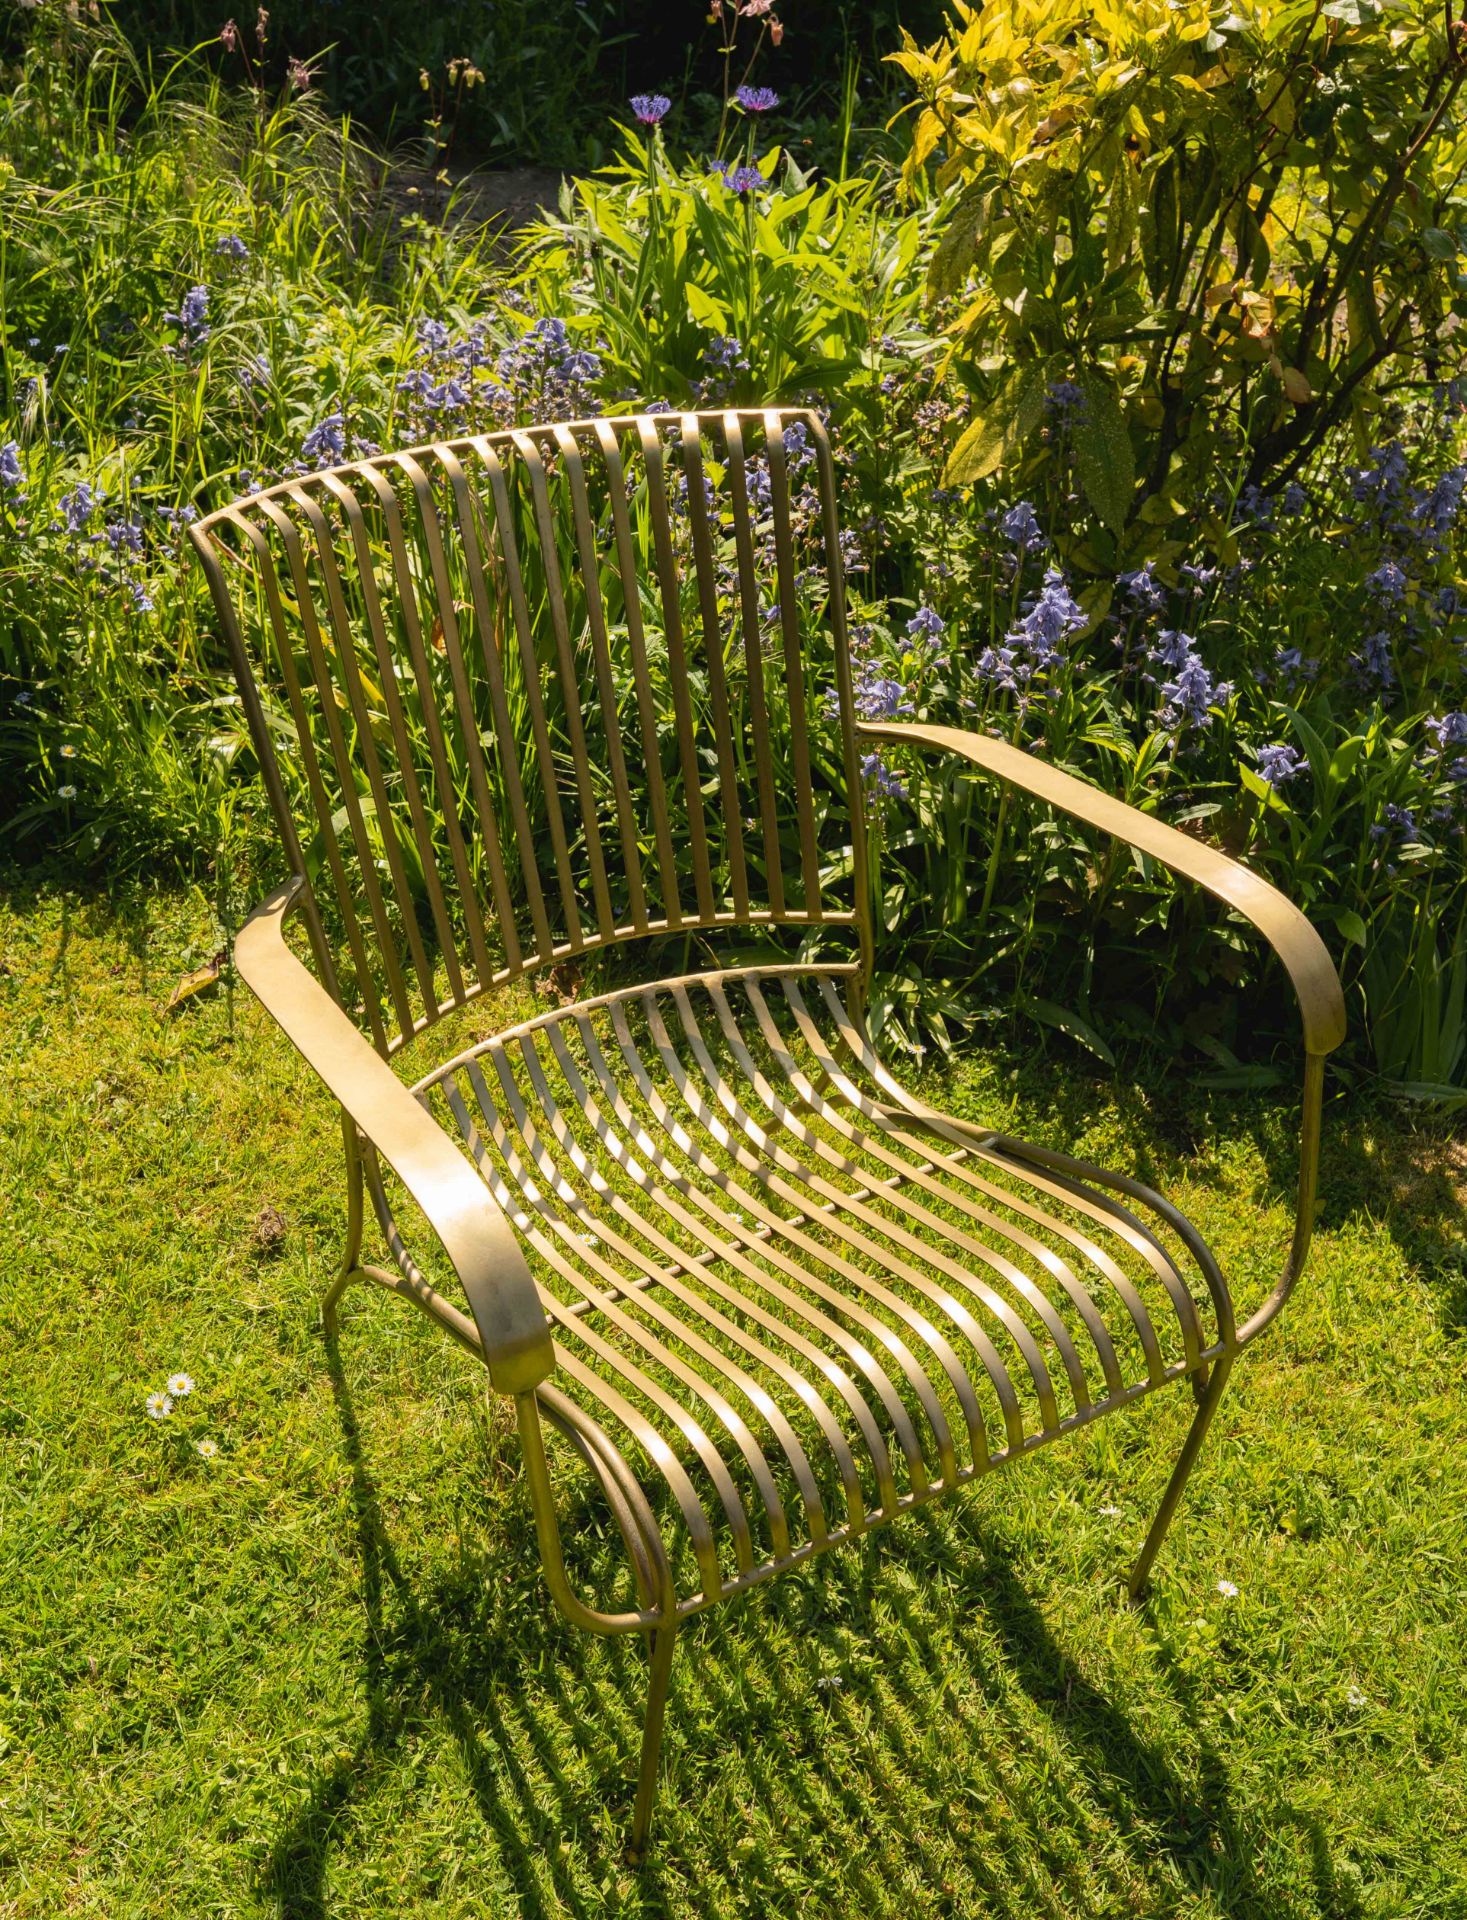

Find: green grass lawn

[2,869,1465,1919]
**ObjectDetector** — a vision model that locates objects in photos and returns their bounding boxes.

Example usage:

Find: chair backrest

[191,407,872,1055]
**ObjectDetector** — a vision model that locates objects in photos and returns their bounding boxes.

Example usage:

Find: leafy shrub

[891,0,1467,535]
[2,7,1463,1104]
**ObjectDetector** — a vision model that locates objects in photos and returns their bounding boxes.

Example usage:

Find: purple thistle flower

[735,85,780,113]
[714,160,768,195]
[630,94,671,126]
[1254,742,1305,787]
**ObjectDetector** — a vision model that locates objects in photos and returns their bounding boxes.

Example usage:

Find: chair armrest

[859,721,1345,1056]
[860,720,1346,1345]
[234,877,554,1394]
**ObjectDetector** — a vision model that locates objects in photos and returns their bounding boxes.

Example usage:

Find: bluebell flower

[735,85,780,113]
[1117,562,1166,616]
[1149,628,1231,728]
[1044,379,1085,417]
[1273,645,1318,687]
[860,750,906,798]
[999,500,1046,554]
[416,316,452,359]
[1348,441,1408,512]
[1356,629,1395,687]
[301,412,347,465]
[976,641,1020,691]
[1150,627,1196,670]
[830,661,913,724]
[1412,463,1467,536]
[630,93,671,126]
[1425,711,1467,752]
[1365,560,1407,604]
[237,352,271,392]
[782,422,813,465]
[157,504,198,529]
[166,285,210,338]
[1160,653,1232,729]
[1371,802,1418,843]
[644,398,673,414]
[904,607,945,655]
[1254,742,1305,787]
[103,516,145,556]
[1009,567,1085,666]
[58,482,103,534]
[1236,484,1275,527]
[692,333,749,405]
[214,233,249,260]
[0,441,22,491]
[128,580,155,613]
[1281,480,1309,518]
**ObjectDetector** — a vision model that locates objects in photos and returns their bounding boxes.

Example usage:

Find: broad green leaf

[1028,998,1116,1067]
[1072,369,1135,531]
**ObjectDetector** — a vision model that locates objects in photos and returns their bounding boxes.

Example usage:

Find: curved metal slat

[531,1019,881,1530]
[439,1070,741,1599]
[656,985,1045,1446]
[748,978,1124,1399]
[609,996,991,1471]
[489,1031,816,1558]
[707,978,1098,1418]
[812,976,1209,1370]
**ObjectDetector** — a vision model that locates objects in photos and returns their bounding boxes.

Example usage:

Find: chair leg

[322,1112,366,1338]
[627,1622,678,1862]
[1127,1355,1235,1602]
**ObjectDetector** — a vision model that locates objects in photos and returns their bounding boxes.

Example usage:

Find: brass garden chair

[191,408,1345,1855]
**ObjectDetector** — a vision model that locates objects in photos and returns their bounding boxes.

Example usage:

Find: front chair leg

[1127,1355,1235,1602]
[628,1622,678,1862]
[321,1112,366,1337]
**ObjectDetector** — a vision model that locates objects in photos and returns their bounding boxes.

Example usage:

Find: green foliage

[892,0,1467,527]
[2,8,1464,1103]
[521,136,929,405]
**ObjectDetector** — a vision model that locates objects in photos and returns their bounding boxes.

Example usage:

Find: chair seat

[403,966,1232,1618]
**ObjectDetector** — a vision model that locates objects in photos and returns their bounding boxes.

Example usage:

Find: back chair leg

[1127,1355,1235,1602]
[628,1623,678,1861]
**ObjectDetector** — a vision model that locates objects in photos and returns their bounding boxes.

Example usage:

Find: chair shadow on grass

[264,1336,1351,1920]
